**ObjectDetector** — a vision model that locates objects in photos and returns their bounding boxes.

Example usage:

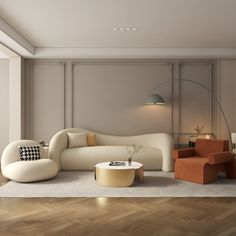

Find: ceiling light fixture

[113,27,137,31]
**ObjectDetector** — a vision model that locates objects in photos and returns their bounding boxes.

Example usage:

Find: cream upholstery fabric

[67,132,88,148]
[1,140,58,183]
[49,128,174,171]
[61,146,162,170]
[3,159,58,183]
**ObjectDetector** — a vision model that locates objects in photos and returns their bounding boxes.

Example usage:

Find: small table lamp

[232,133,236,154]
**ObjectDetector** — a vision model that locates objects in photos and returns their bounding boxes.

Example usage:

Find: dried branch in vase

[127,143,143,165]
[193,124,204,135]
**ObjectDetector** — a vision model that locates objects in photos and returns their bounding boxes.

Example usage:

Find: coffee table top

[95,161,143,170]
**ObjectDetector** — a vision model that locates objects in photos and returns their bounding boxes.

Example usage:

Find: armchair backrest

[195,139,229,157]
[1,140,48,170]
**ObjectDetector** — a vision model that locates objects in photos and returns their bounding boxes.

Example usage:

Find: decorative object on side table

[39,140,49,147]
[127,144,142,166]
[39,140,49,154]
[193,124,204,136]
[188,135,199,147]
[109,161,126,166]
[189,124,205,147]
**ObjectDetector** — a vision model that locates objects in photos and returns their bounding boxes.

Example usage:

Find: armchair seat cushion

[2,159,58,183]
[175,157,208,172]
[175,157,214,184]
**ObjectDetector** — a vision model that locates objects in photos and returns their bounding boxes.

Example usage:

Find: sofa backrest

[195,139,229,157]
[49,128,174,172]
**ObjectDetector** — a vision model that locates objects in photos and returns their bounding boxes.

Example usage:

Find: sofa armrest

[208,152,234,165]
[173,148,195,160]
[49,128,89,171]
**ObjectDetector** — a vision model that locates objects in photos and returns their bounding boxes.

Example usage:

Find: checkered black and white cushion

[18,145,41,161]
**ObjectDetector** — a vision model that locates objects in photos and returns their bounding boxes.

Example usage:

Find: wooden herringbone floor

[0,197,235,236]
[0,175,236,235]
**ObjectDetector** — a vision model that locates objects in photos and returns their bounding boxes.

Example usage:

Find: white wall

[72,62,172,135]
[25,59,215,146]
[0,59,9,156]
[31,63,65,141]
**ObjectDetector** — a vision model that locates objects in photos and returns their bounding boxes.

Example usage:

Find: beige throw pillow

[67,132,88,148]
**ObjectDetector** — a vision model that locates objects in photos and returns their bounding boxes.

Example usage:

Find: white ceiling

[1,0,236,58]
[0,0,236,48]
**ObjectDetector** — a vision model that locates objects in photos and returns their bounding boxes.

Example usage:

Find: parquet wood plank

[0,197,235,236]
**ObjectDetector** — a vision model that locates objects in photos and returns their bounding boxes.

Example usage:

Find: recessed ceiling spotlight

[113,27,137,31]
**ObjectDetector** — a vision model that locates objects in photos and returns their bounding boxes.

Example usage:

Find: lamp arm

[146,80,170,97]
[147,78,232,147]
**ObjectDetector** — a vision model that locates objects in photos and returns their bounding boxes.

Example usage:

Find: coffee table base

[95,166,144,187]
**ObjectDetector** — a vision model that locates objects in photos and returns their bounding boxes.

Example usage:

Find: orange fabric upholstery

[208,152,234,165]
[195,139,229,157]
[173,139,235,184]
[173,148,195,160]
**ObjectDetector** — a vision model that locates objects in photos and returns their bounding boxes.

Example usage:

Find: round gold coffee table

[95,161,144,187]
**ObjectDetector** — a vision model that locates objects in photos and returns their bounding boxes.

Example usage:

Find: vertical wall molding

[65,61,73,128]
[170,63,174,136]
[63,63,66,129]
[209,63,213,135]
[176,62,181,146]
[216,60,221,138]
[71,62,76,128]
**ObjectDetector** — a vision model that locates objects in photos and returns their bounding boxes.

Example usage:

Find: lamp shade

[232,133,236,144]
[145,94,166,105]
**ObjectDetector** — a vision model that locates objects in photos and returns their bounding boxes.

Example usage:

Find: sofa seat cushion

[61,146,162,170]
[3,159,58,183]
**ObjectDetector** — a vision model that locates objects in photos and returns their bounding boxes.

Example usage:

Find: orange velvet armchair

[173,139,235,184]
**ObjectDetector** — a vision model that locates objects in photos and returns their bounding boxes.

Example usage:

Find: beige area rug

[0,171,236,197]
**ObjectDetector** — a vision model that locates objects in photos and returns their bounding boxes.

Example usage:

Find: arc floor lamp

[144,79,233,148]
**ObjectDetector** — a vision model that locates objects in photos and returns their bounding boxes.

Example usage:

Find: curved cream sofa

[49,128,174,172]
[1,140,58,182]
